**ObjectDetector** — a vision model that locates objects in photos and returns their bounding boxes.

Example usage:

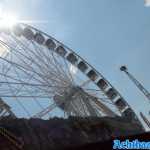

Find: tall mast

[120,66,150,102]
[140,112,150,129]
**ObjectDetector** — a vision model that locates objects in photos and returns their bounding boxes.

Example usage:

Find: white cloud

[144,0,150,7]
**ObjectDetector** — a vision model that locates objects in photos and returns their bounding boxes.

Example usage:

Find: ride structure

[120,66,150,129]
[0,23,143,126]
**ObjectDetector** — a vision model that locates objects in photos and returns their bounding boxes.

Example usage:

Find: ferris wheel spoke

[73,93,88,116]
[0,53,47,85]
[21,84,45,110]
[0,55,68,88]
[31,41,61,73]
[13,64,47,97]
[2,46,72,91]
[13,50,71,86]
[50,51,74,83]
[0,90,46,96]
[32,102,58,118]
[83,88,103,92]
[80,91,113,115]
[81,95,98,116]
[70,98,84,116]
[63,57,75,84]
[63,101,71,116]
[0,81,63,88]
[11,61,31,96]
[0,72,68,98]
[78,97,89,116]
[31,41,52,65]
[7,62,45,99]
[55,52,75,84]
[0,95,53,98]
[12,50,69,85]
[11,35,51,67]
[8,71,53,100]
[0,76,66,89]
[80,79,92,87]
[12,36,72,84]
[91,98,117,116]
[94,97,116,106]
[2,72,31,117]
[69,102,79,116]
[5,37,70,87]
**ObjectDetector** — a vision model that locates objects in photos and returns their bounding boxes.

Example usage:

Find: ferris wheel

[0,23,139,121]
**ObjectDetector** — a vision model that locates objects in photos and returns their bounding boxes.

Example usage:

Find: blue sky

[0,0,150,128]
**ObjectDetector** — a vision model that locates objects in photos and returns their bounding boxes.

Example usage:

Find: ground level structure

[0,116,145,150]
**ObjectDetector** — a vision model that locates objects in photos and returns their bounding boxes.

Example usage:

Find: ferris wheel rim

[0,23,137,120]
[21,24,131,110]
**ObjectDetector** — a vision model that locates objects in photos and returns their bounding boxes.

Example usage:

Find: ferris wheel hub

[53,86,82,109]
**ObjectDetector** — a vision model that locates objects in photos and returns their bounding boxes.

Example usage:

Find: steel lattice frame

[0,23,139,121]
